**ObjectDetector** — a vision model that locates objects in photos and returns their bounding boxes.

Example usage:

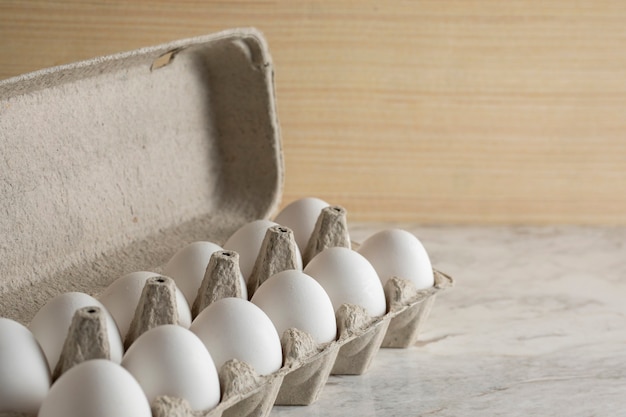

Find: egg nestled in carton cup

[0,200,453,417]
[0,29,453,417]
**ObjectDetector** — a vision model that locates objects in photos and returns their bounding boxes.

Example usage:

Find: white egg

[357,229,434,290]
[224,220,303,282]
[163,241,222,304]
[304,247,387,317]
[251,270,336,344]
[38,359,151,417]
[99,271,192,338]
[164,241,247,305]
[273,197,329,254]
[0,318,50,415]
[190,298,282,375]
[29,292,123,372]
[122,325,220,411]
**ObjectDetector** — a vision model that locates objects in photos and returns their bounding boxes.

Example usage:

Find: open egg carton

[0,29,453,417]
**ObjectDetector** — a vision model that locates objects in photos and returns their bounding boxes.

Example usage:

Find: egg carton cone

[215,360,283,417]
[328,304,390,375]
[274,328,340,405]
[382,269,454,348]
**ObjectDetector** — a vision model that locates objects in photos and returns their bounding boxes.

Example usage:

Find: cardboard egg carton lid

[0,28,283,324]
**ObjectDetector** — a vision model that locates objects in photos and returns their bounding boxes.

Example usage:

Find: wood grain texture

[2,0,626,224]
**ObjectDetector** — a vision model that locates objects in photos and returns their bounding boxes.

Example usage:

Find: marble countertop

[272,225,626,417]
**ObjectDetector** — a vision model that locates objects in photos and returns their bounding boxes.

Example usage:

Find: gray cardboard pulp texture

[0,28,455,417]
[0,28,283,324]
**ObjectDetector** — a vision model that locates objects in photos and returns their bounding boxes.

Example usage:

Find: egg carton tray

[0,247,453,417]
[0,267,452,417]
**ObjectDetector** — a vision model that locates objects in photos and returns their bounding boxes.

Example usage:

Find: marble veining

[272,225,626,417]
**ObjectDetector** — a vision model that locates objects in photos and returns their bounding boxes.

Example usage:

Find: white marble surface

[272,225,626,417]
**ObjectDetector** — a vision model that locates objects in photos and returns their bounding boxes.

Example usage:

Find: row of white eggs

[0,197,434,416]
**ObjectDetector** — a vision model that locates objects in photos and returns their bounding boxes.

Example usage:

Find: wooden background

[2,0,626,224]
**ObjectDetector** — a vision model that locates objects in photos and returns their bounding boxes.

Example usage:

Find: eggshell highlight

[122,325,220,411]
[190,297,282,375]
[38,359,151,417]
[251,270,337,344]
[304,247,387,317]
[0,318,50,415]
[357,229,434,289]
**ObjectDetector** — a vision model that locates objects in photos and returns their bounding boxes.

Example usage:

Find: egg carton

[0,228,453,417]
[0,28,454,417]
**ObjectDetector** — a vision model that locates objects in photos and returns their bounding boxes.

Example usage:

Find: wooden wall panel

[2,0,626,224]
